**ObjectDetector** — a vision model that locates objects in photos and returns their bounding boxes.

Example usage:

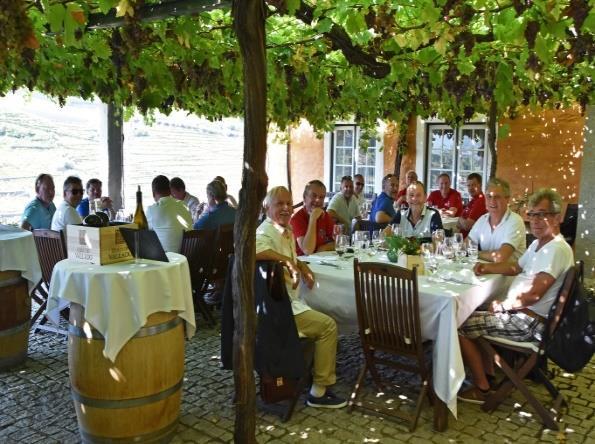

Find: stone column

[575,105,595,278]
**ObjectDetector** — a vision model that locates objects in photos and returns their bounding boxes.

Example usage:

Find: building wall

[496,107,584,204]
[288,121,324,200]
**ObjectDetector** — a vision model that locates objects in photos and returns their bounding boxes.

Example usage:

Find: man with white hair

[255,186,347,409]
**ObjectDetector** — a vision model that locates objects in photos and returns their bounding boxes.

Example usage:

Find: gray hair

[264,186,292,208]
[206,180,227,202]
[487,177,511,198]
[528,188,562,213]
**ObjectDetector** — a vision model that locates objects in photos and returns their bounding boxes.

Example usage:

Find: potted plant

[385,235,424,271]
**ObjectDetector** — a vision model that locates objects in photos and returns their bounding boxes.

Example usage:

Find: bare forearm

[255,249,292,263]
[375,211,392,224]
[300,222,319,255]
[457,217,474,231]
[479,245,515,263]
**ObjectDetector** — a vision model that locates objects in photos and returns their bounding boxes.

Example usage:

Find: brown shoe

[457,386,487,405]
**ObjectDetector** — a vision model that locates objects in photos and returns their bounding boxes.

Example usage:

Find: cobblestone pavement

[1,318,593,443]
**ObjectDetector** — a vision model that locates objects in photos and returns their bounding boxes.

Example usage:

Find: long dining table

[297,251,510,429]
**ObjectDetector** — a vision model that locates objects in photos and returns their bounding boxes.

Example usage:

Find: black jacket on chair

[221,260,305,379]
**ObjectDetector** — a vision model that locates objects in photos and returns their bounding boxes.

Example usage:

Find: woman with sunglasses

[51,176,84,231]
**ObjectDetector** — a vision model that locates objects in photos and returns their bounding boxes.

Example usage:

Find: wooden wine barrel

[0,270,30,370]
[68,303,185,443]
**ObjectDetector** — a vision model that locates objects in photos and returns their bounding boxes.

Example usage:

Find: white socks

[309,383,326,398]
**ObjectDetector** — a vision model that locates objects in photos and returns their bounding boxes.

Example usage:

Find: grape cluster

[0,0,35,63]
[524,21,539,49]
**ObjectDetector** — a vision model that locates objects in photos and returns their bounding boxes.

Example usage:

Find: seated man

[213,176,238,208]
[76,178,114,218]
[458,188,573,403]
[395,170,418,208]
[369,174,399,224]
[391,181,442,237]
[146,175,193,253]
[456,173,487,238]
[352,174,366,209]
[426,173,463,217]
[467,178,526,262]
[327,176,361,235]
[51,176,84,232]
[193,180,236,230]
[170,177,201,223]
[256,186,347,408]
[21,173,56,231]
[290,180,335,256]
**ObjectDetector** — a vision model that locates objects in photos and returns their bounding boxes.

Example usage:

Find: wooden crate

[66,223,137,265]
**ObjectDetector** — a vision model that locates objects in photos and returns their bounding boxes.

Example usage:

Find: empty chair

[180,229,217,327]
[350,259,433,432]
[31,229,67,334]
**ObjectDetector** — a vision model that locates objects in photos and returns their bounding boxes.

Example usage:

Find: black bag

[545,281,595,373]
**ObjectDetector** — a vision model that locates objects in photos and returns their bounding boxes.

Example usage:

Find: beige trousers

[294,309,338,387]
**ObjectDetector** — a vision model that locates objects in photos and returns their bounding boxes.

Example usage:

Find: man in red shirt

[457,173,487,238]
[290,180,335,256]
[426,173,463,217]
[395,170,418,208]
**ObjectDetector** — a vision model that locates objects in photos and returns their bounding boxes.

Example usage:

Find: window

[426,123,489,199]
[331,125,379,196]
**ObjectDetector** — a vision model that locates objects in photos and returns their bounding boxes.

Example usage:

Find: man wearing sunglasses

[51,176,84,231]
[352,174,366,209]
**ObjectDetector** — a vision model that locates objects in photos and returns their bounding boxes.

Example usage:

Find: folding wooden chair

[180,229,217,327]
[350,259,433,432]
[31,229,68,335]
[477,265,579,430]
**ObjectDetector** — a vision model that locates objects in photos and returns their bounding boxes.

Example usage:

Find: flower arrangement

[384,235,420,262]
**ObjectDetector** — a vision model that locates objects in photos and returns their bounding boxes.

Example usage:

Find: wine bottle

[133,185,148,229]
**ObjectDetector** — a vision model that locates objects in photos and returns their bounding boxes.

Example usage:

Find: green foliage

[385,235,420,257]
[0,0,592,127]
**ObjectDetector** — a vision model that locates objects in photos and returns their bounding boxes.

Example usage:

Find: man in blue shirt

[370,174,399,223]
[20,173,56,230]
[76,178,113,218]
[194,180,236,230]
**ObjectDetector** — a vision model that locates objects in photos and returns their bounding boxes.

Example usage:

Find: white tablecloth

[0,225,42,292]
[47,252,196,362]
[298,252,507,418]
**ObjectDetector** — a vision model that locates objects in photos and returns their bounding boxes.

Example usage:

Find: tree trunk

[232,1,268,442]
[487,99,498,180]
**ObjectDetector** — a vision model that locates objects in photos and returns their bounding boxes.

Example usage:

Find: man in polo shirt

[370,174,399,223]
[426,173,463,217]
[21,173,56,231]
[467,178,526,262]
[392,181,442,237]
[51,176,84,231]
[327,176,361,235]
[146,175,193,253]
[193,180,236,230]
[256,186,346,409]
[290,180,335,256]
[76,178,114,218]
[352,174,366,209]
[457,173,487,238]
[395,170,418,208]
[458,188,573,404]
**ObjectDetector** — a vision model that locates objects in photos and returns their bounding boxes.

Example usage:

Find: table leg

[433,398,449,432]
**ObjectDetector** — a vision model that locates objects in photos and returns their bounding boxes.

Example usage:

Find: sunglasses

[527,211,559,220]
[355,182,364,186]
[68,188,84,195]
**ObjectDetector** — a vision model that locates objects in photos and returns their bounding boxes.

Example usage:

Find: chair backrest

[353,259,423,359]
[180,229,216,292]
[211,224,235,281]
[352,219,388,234]
[32,229,67,285]
[545,264,579,338]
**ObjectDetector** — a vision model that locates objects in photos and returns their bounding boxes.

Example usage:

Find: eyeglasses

[355,182,364,186]
[527,211,559,220]
[68,188,84,195]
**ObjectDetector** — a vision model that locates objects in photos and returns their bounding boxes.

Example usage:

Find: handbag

[259,374,299,404]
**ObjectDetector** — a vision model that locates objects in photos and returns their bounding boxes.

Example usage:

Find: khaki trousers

[294,309,338,387]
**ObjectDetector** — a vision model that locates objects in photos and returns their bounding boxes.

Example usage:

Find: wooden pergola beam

[87,0,231,29]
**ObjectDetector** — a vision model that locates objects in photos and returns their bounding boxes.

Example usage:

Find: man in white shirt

[458,188,573,404]
[327,176,361,235]
[255,186,347,409]
[51,176,84,232]
[353,174,366,208]
[170,177,201,223]
[146,175,193,253]
[467,178,526,262]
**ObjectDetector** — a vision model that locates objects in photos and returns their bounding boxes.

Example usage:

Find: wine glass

[115,209,126,222]
[391,224,402,237]
[335,235,349,260]
[432,229,445,254]
[442,237,454,260]
[333,224,344,240]
[467,238,479,262]
[420,243,436,274]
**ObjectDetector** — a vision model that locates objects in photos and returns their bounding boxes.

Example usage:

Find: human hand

[299,262,315,289]
[310,207,324,221]
[473,263,486,276]
[286,260,300,289]
[100,196,113,209]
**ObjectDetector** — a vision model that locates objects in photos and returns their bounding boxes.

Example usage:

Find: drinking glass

[335,234,349,260]
[432,229,445,254]
[391,224,401,237]
[467,238,479,261]
[134,230,141,264]
[115,209,126,222]
[420,243,436,274]
[442,237,454,260]
[333,224,344,240]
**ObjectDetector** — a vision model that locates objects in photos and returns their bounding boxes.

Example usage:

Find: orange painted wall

[288,121,324,200]
[497,107,584,204]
